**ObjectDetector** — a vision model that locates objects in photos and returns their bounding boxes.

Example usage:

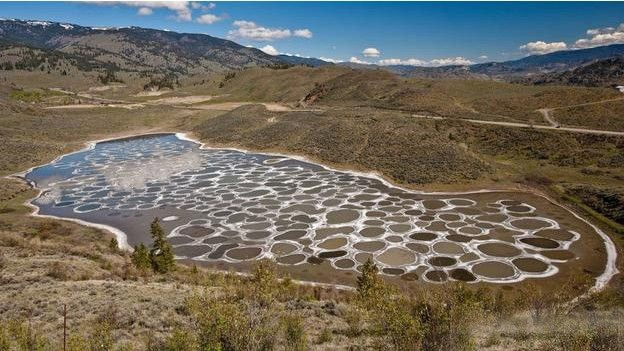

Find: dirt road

[411,114,624,136]
[537,108,559,127]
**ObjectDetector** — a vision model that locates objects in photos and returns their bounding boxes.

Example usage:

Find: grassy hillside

[192,105,490,185]
[202,66,621,127]
[553,99,624,131]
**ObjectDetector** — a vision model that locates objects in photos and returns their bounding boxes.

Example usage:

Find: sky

[2,1,624,66]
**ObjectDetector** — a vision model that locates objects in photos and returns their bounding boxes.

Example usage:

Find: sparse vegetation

[0,25,623,350]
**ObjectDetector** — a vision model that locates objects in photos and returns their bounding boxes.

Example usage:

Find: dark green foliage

[0,61,13,70]
[109,237,118,252]
[98,70,124,84]
[131,243,151,272]
[266,62,293,70]
[565,185,624,224]
[149,218,175,273]
[219,71,237,88]
[143,74,178,91]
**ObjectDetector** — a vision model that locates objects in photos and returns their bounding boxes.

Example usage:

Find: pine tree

[109,237,118,253]
[131,243,151,272]
[149,217,175,273]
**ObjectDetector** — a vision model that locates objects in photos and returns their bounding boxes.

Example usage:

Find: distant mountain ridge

[276,54,332,67]
[337,44,624,83]
[1,18,623,88]
[468,44,624,77]
[0,18,281,75]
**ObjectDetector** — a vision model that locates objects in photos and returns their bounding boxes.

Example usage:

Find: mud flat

[22,133,617,289]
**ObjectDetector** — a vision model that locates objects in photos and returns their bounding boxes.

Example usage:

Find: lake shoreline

[11,131,619,292]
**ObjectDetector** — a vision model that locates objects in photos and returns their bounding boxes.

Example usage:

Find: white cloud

[191,2,215,11]
[137,7,153,16]
[196,13,220,24]
[378,58,427,66]
[260,45,279,56]
[574,23,624,49]
[319,57,343,63]
[293,29,313,38]
[429,57,474,66]
[376,57,473,67]
[362,47,381,57]
[94,1,193,21]
[228,20,313,41]
[519,41,568,55]
[349,56,372,65]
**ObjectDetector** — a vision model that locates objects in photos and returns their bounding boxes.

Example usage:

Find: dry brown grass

[0,68,623,350]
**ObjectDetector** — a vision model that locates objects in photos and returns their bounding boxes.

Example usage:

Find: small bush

[343,306,365,338]
[282,313,306,351]
[250,259,279,305]
[356,259,387,305]
[317,327,333,344]
[47,261,70,280]
[109,238,119,252]
[164,328,198,351]
[67,334,89,351]
[88,320,114,351]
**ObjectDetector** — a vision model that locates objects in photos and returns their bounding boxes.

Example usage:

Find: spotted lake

[24,133,615,287]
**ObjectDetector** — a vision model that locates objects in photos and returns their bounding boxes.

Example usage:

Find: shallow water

[26,133,582,283]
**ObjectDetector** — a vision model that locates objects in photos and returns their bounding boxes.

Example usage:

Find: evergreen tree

[109,237,118,253]
[149,217,175,273]
[131,243,151,272]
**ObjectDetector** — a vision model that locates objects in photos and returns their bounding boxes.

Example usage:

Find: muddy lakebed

[25,133,613,286]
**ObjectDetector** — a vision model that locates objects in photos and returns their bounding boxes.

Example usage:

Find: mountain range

[1,18,623,87]
[0,19,280,75]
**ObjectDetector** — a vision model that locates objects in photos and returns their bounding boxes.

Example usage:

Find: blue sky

[2,1,624,65]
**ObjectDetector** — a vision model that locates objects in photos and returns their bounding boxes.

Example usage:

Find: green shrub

[374,297,423,351]
[164,328,198,351]
[4,318,51,351]
[88,320,114,351]
[317,327,333,344]
[67,334,89,351]
[47,261,70,280]
[10,89,42,103]
[250,259,279,305]
[356,259,386,305]
[109,237,119,252]
[282,313,306,351]
[186,292,280,351]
